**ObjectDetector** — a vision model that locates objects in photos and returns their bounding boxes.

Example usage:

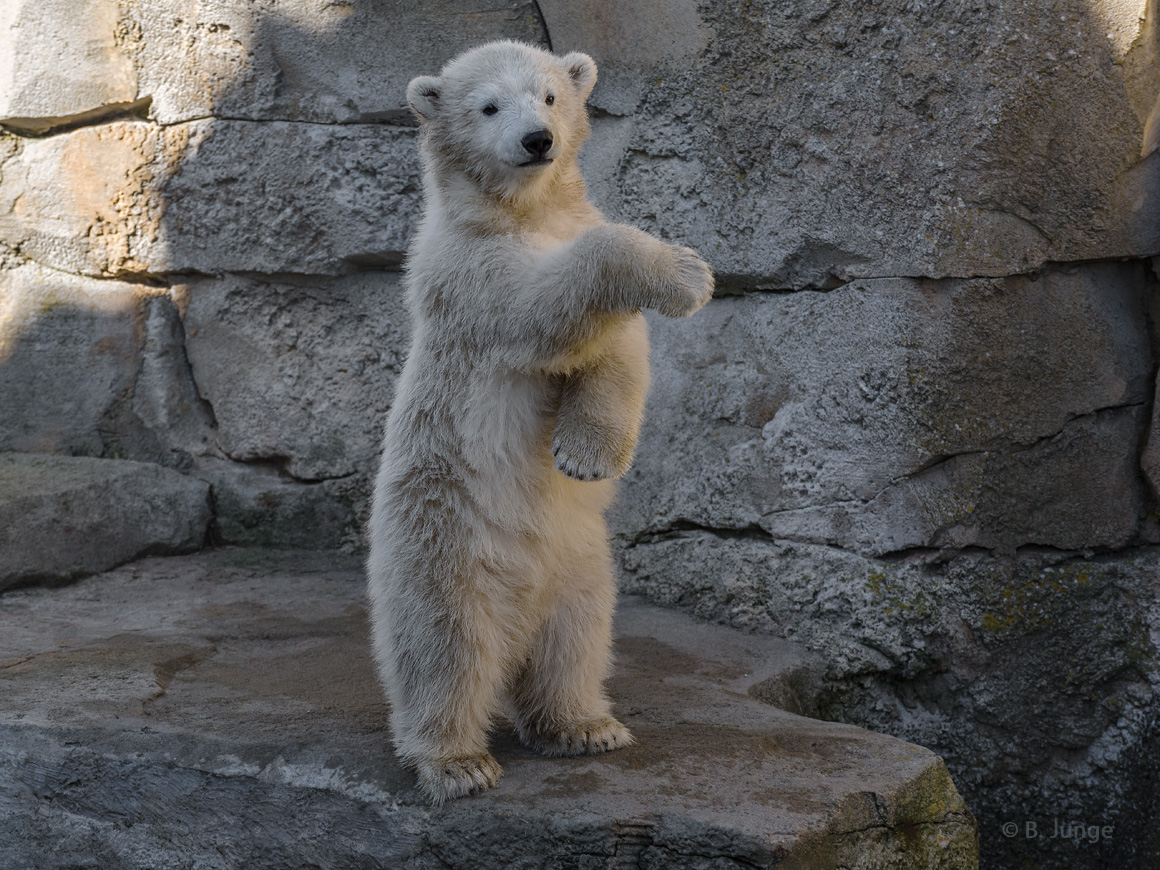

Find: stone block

[182,271,409,481]
[0,454,210,591]
[620,533,1160,869]
[0,262,215,466]
[1143,372,1160,502]
[544,0,1160,285]
[0,0,138,133]
[0,1,547,131]
[128,0,548,125]
[0,120,421,277]
[0,263,156,456]
[194,457,361,549]
[0,123,175,278]
[615,262,1154,555]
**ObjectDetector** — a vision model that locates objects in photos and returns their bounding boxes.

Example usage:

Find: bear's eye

[482,104,498,116]
[545,94,555,106]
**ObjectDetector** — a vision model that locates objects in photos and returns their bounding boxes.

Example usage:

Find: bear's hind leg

[371,584,508,804]
[551,317,649,482]
[509,546,634,757]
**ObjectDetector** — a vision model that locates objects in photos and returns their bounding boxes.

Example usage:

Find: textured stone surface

[181,270,409,546]
[130,0,547,125]
[0,261,406,548]
[620,535,1160,869]
[0,454,210,591]
[1143,370,1160,501]
[0,261,220,466]
[0,261,391,549]
[0,120,421,278]
[182,272,407,481]
[0,0,139,133]
[0,550,977,869]
[615,262,1154,556]
[0,123,176,278]
[0,262,162,457]
[545,0,1160,285]
[0,0,547,130]
[194,457,363,550]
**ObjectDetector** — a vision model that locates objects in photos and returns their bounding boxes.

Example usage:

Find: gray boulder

[0,453,210,591]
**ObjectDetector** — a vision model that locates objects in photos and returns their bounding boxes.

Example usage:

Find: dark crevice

[711,274,850,297]
[216,452,357,486]
[626,522,1160,566]
[530,1,553,53]
[3,251,173,289]
[703,254,1159,297]
[626,519,774,548]
[1,97,153,137]
[156,114,420,131]
[588,106,630,121]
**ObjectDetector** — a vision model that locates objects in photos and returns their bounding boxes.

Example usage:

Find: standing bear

[366,40,714,804]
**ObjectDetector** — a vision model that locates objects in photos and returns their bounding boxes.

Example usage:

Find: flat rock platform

[0,549,977,869]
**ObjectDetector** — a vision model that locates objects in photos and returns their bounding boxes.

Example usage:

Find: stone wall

[2,1,1158,867]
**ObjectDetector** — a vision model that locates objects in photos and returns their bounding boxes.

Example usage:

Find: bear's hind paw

[520,716,635,757]
[416,752,503,805]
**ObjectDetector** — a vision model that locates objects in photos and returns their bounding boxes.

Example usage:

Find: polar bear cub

[366,40,714,804]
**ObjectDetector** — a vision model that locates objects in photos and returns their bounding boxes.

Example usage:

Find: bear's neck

[426,162,591,233]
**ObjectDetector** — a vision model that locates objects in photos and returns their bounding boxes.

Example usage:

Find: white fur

[367,40,713,804]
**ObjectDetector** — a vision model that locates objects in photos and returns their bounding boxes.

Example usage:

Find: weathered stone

[0,262,157,456]
[1143,372,1160,501]
[615,262,1154,556]
[0,549,977,869]
[130,292,218,464]
[620,534,1160,870]
[0,119,421,277]
[0,454,210,591]
[182,271,409,482]
[129,0,548,125]
[194,456,362,549]
[0,263,408,547]
[545,0,1160,285]
[163,120,421,274]
[0,0,139,133]
[0,123,176,278]
[0,1,547,131]
[0,262,217,466]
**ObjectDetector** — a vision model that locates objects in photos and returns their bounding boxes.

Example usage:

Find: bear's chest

[456,367,559,468]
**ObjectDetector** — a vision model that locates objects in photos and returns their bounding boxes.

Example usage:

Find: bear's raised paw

[653,245,714,319]
[416,752,503,805]
[550,423,632,482]
[518,716,635,757]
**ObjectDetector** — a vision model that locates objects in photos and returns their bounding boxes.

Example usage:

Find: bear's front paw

[519,716,635,757]
[416,753,503,805]
[551,424,632,482]
[653,246,714,318]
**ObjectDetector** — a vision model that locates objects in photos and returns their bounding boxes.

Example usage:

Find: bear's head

[406,41,598,204]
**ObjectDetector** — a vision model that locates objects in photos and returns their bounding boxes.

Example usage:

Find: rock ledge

[0,549,977,869]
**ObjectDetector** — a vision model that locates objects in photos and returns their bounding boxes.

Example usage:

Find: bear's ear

[561,52,597,100]
[406,75,444,121]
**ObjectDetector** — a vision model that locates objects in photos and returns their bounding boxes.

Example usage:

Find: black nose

[521,129,553,158]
